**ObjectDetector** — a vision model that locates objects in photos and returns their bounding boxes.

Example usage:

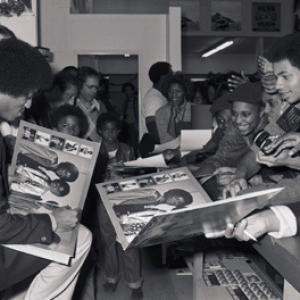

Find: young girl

[96,112,143,299]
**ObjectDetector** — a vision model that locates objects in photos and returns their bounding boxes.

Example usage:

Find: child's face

[57,116,81,137]
[274,58,300,104]
[99,121,120,145]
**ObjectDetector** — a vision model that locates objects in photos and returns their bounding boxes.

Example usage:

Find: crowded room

[1,0,300,299]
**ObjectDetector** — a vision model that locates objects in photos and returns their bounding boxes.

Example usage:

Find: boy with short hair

[95,112,144,299]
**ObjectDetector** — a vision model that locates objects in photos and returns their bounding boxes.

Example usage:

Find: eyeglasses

[84,83,99,90]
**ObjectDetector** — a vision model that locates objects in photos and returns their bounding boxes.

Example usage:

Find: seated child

[50,104,89,138]
[96,112,143,299]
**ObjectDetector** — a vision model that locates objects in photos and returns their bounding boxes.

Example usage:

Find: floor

[74,245,193,300]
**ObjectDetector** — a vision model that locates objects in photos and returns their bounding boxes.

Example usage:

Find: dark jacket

[0,134,54,290]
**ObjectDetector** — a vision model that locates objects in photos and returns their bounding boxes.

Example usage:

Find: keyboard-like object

[203,251,282,300]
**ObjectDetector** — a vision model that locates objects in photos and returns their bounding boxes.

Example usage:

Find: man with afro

[0,37,91,299]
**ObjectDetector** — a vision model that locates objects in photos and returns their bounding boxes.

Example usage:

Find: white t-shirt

[141,87,167,135]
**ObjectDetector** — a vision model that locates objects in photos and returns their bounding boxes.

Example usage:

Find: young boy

[96,112,143,299]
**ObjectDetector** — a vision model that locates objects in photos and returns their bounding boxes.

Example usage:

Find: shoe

[103,281,118,292]
[131,287,144,299]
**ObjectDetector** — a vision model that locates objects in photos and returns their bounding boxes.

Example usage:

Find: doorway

[78,54,139,152]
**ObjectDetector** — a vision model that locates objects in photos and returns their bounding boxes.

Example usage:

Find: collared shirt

[269,205,297,239]
[11,166,50,197]
[76,98,107,141]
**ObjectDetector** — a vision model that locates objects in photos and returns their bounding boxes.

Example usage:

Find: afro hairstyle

[163,72,195,102]
[163,189,193,208]
[0,38,52,97]
[50,179,70,197]
[51,104,89,138]
[0,25,16,40]
[148,61,172,84]
[56,162,79,182]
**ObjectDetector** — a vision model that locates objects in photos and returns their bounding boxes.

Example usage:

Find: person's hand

[248,175,263,186]
[163,149,181,166]
[225,209,280,241]
[257,150,292,167]
[257,56,277,93]
[221,177,249,198]
[257,56,273,74]
[52,207,80,233]
[205,209,280,241]
[264,132,300,157]
[15,166,27,182]
[227,71,249,92]
[214,167,237,186]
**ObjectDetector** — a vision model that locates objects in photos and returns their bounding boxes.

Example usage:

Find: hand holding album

[52,207,80,233]
[206,209,279,242]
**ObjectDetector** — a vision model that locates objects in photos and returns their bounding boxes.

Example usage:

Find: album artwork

[5,121,100,264]
[97,167,283,250]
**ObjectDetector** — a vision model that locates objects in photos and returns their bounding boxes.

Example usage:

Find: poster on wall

[252,2,281,32]
[211,0,241,31]
[0,0,33,17]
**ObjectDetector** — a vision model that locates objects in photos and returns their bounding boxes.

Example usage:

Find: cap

[228,82,263,107]
[210,92,232,116]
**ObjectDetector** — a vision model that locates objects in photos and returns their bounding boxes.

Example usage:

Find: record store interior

[2,0,300,300]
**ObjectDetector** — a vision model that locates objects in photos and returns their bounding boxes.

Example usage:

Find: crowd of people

[2,21,300,300]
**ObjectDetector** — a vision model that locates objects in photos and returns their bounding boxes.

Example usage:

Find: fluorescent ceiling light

[201,40,234,58]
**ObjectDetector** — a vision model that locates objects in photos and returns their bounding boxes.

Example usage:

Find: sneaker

[131,287,144,299]
[103,281,118,292]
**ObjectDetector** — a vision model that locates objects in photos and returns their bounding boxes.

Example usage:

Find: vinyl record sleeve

[4,121,100,264]
[97,167,283,250]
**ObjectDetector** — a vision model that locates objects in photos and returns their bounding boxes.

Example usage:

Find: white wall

[40,0,175,135]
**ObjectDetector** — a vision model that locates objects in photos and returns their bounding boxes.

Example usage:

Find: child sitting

[96,112,143,299]
[50,104,89,138]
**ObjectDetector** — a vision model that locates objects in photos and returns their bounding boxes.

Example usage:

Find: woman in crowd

[29,71,79,128]
[155,72,193,144]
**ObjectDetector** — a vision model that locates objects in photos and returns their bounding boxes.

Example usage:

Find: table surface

[253,235,300,293]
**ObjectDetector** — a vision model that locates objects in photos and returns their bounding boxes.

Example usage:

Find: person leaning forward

[0,37,92,299]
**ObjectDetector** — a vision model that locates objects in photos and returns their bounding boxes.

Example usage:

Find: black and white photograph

[2,1,300,299]
[7,121,100,264]
[34,130,51,146]
[97,168,283,251]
